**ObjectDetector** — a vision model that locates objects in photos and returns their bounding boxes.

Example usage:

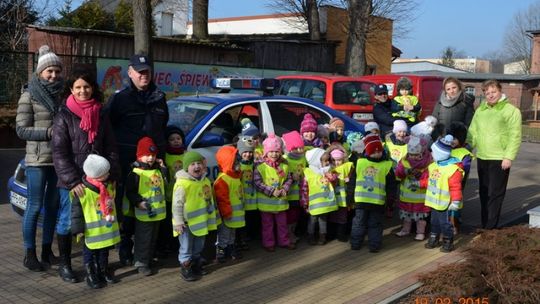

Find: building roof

[398,70,540,82]
[26,24,247,50]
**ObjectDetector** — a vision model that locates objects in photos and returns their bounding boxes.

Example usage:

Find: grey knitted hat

[83,154,110,179]
[36,45,62,75]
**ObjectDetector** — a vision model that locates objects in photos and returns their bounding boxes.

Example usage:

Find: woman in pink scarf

[52,69,119,285]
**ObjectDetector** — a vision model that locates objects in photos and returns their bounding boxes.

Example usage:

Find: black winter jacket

[431,92,475,139]
[104,82,168,171]
[52,105,120,189]
[373,98,397,136]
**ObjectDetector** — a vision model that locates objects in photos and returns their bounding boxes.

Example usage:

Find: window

[193,103,260,148]
[333,81,372,105]
[465,86,475,95]
[276,79,327,103]
[266,102,330,136]
[168,101,216,136]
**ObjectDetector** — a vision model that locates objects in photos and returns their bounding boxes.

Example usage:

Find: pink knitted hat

[330,149,345,160]
[282,130,304,152]
[262,133,283,155]
[300,113,318,134]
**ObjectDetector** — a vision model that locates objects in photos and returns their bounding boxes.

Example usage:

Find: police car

[168,78,365,180]
[8,78,365,216]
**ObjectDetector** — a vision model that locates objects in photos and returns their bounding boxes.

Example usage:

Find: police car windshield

[168,101,216,136]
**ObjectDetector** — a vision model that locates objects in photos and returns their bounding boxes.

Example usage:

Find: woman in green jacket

[467,79,522,229]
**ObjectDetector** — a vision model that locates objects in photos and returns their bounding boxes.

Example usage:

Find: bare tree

[502,1,540,74]
[133,0,153,55]
[344,0,371,76]
[266,0,338,40]
[1,0,39,51]
[192,0,208,40]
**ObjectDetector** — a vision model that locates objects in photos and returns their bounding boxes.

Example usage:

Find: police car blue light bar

[211,78,280,91]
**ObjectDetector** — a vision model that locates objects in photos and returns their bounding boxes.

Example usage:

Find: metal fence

[0,51,97,105]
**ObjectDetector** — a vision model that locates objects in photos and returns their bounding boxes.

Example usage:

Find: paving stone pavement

[1,142,538,304]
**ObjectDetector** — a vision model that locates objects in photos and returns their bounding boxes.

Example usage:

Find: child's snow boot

[424,233,441,249]
[440,237,454,253]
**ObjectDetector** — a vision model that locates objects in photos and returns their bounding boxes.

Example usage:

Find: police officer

[104,54,169,266]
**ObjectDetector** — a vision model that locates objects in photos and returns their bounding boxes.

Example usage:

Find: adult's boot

[41,243,57,268]
[57,234,77,283]
[23,248,43,272]
[85,262,104,289]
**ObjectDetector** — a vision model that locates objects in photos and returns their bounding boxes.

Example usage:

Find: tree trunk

[192,0,209,40]
[306,0,320,41]
[344,0,372,76]
[133,0,152,56]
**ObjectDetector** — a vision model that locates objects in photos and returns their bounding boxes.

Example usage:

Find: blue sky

[40,0,539,59]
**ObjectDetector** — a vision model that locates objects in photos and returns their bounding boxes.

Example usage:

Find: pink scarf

[265,158,286,178]
[85,177,112,218]
[66,95,101,144]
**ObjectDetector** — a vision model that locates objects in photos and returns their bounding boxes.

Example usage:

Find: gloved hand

[448,201,461,211]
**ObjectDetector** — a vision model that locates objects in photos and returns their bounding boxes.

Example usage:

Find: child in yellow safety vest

[254,133,294,252]
[384,120,409,218]
[214,146,245,263]
[446,122,473,236]
[236,139,258,249]
[158,126,185,257]
[391,77,422,126]
[394,136,432,241]
[351,134,394,253]
[125,137,168,276]
[71,154,120,289]
[301,148,338,245]
[282,130,307,245]
[327,143,354,242]
[172,151,218,281]
[420,135,464,253]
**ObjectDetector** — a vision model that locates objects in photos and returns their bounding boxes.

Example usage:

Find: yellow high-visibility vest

[165,153,184,202]
[240,163,257,211]
[173,177,219,237]
[354,158,393,205]
[333,162,354,207]
[215,173,245,228]
[256,162,289,212]
[303,168,338,215]
[284,155,306,201]
[425,162,462,211]
[132,167,166,222]
[398,159,426,204]
[79,185,120,250]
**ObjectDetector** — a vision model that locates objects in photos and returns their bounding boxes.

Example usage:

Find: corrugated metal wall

[27,26,336,72]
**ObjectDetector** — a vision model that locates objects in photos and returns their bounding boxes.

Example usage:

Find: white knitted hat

[83,154,110,179]
[36,45,62,75]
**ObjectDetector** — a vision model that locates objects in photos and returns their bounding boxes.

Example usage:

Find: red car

[275,75,376,122]
[358,74,444,120]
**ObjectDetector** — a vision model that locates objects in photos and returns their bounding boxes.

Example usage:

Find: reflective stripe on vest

[354,158,393,205]
[385,140,408,164]
[399,160,426,203]
[256,162,289,212]
[284,155,306,201]
[215,173,245,228]
[303,168,338,215]
[80,185,121,250]
[333,162,354,207]
[240,163,258,211]
[173,177,218,237]
[424,162,462,211]
[391,95,419,122]
[165,153,184,202]
[133,168,166,222]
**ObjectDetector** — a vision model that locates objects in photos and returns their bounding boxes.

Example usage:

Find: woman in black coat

[431,77,475,140]
[52,68,119,283]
